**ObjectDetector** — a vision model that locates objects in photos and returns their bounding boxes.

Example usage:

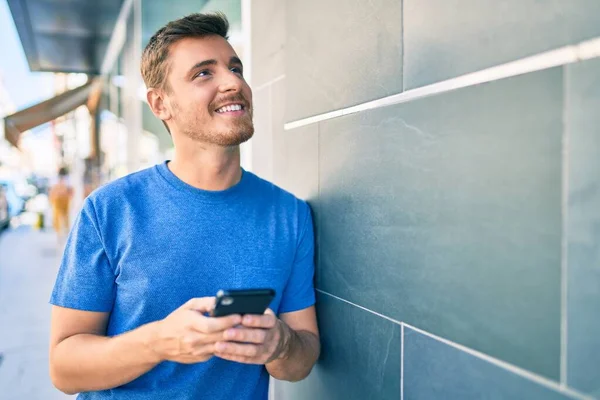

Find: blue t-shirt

[50,162,316,400]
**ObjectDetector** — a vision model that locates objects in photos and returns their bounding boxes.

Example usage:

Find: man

[49,13,320,399]
[48,167,73,242]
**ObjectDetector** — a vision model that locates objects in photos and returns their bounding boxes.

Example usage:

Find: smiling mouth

[215,104,245,114]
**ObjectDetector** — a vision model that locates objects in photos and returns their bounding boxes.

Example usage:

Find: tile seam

[284,37,600,130]
[316,290,592,400]
[560,64,571,387]
[254,74,286,92]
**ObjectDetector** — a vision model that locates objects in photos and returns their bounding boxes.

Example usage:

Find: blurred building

[0,71,28,182]
[0,71,17,175]
[4,0,244,195]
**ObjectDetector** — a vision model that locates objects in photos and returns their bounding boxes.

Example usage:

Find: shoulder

[84,166,158,213]
[245,171,310,213]
[88,167,154,200]
[244,172,312,235]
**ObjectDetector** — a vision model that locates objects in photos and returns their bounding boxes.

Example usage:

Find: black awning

[6,0,123,74]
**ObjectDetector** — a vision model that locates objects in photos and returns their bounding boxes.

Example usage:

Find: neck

[168,140,242,191]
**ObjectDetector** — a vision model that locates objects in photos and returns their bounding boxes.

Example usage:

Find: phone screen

[211,288,276,317]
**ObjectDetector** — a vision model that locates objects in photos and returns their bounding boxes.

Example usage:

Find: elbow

[50,373,79,395]
[270,362,316,383]
[285,368,314,383]
[49,360,79,395]
[287,368,313,383]
[287,342,320,382]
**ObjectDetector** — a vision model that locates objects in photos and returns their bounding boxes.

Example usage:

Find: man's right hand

[149,297,241,364]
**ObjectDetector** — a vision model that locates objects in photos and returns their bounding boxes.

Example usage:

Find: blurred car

[0,180,25,218]
[14,180,38,201]
[28,175,50,195]
[0,185,9,230]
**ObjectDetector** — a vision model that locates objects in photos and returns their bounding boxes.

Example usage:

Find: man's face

[163,35,253,146]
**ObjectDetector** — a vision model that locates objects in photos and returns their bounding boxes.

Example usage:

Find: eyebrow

[188,57,244,76]
[230,56,243,67]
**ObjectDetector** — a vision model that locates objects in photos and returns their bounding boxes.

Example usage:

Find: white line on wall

[316,290,593,400]
[317,290,403,325]
[254,74,286,92]
[402,323,591,400]
[284,36,600,131]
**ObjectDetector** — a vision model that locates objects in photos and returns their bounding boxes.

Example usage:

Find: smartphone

[211,288,276,317]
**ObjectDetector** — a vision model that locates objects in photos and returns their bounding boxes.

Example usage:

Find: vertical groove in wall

[242,0,252,86]
[317,122,321,198]
[400,0,405,92]
[560,65,570,387]
[316,121,321,286]
[268,82,273,181]
[400,324,405,400]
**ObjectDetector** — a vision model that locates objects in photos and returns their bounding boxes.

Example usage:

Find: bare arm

[266,307,320,381]
[50,298,242,395]
[214,306,321,382]
[49,306,160,394]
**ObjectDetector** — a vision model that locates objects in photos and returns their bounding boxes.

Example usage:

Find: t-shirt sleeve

[279,203,316,314]
[50,199,116,312]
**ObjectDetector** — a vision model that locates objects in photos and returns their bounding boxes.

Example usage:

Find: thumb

[183,297,216,312]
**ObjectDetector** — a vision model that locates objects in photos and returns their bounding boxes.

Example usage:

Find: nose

[217,69,243,94]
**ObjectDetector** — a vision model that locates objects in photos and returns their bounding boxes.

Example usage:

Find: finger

[183,297,216,312]
[241,313,277,329]
[178,340,215,356]
[214,341,260,358]
[190,343,216,357]
[223,327,267,344]
[216,353,261,364]
[174,356,206,364]
[182,332,225,347]
[175,353,214,364]
[194,314,242,333]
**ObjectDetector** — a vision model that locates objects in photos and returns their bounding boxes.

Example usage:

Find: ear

[146,88,172,122]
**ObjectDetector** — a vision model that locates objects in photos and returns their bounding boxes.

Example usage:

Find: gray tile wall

[274,293,401,400]
[566,58,600,397]
[318,69,563,380]
[249,0,285,89]
[403,0,600,89]
[250,84,273,181]
[285,0,403,122]
[248,0,286,182]
[403,327,573,400]
[249,1,600,399]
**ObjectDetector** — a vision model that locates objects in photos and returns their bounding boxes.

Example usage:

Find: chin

[212,128,254,147]
[183,120,254,146]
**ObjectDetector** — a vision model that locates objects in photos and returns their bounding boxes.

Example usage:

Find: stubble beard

[206,112,254,146]
[177,106,255,147]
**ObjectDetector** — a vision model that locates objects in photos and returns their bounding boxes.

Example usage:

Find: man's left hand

[214,309,290,364]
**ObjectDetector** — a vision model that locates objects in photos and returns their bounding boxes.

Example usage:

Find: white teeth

[216,104,243,113]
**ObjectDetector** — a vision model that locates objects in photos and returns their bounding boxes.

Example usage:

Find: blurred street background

[0,227,73,399]
[0,1,243,397]
[0,0,82,395]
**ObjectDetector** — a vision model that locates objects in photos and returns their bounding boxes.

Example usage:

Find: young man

[49,13,320,399]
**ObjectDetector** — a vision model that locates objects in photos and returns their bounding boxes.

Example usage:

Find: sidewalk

[0,225,74,399]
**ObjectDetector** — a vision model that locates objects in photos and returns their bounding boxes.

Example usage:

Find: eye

[230,67,243,76]
[194,70,211,79]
